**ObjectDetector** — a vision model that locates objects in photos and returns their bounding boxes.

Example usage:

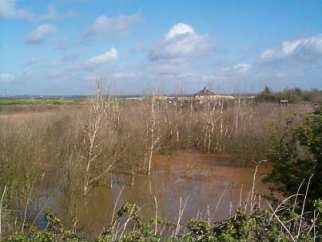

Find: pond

[37,151,271,237]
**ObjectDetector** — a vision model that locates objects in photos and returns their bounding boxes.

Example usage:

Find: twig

[269,194,303,222]
[239,184,243,208]
[21,183,34,232]
[267,202,295,242]
[119,206,142,240]
[292,180,304,214]
[0,185,8,241]
[297,174,313,239]
[207,205,211,224]
[88,163,114,187]
[174,196,189,237]
[111,186,125,224]
[214,185,228,217]
[250,164,258,212]
[154,195,158,235]
[307,210,319,240]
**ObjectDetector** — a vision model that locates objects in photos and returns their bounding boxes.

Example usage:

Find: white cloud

[0,0,16,17]
[84,48,118,69]
[165,23,194,40]
[25,24,57,44]
[35,5,76,22]
[0,0,74,21]
[149,23,211,61]
[0,72,15,82]
[261,34,322,61]
[85,13,141,37]
[0,0,34,20]
[245,33,322,90]
[233,63,251,73]
[207,34,322,92]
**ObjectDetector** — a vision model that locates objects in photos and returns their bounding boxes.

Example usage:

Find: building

[194,87,235,103]
[279,99,289,107]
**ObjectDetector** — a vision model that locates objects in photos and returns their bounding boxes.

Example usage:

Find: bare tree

[146,94,159,175]
[82,83,115,195]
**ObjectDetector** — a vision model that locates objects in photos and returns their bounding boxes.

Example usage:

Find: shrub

[267,106,322,208]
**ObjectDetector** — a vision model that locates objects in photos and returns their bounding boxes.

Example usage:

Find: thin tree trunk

[147,95,156,175]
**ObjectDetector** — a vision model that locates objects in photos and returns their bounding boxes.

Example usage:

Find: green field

[0,97,82,106]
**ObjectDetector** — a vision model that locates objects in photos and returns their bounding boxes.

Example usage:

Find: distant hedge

[256,86,322,104]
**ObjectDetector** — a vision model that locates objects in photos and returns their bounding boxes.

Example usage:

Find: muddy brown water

[37,151,271,237]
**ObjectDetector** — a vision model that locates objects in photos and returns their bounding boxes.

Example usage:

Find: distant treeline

[256,86,322,103]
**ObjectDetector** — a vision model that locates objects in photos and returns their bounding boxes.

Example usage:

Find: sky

[1,0,322,95]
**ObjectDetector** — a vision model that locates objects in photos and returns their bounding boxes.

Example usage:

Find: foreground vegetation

[0,88,321,241]
[3,201,321,241]
[267,106,322,209]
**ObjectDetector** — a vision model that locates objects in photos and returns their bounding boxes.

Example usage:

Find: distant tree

[256,86,322,104]
[256,86,277,102]
[262,86,272,95]
[294,87,303,96]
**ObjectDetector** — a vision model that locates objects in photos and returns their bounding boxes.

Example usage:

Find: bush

[4,208,319,241]
[267,107,322,208]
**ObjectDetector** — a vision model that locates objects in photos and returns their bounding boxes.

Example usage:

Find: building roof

[194,87,216,96]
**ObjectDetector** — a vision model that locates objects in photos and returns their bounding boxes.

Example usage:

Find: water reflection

[43,151,270,237]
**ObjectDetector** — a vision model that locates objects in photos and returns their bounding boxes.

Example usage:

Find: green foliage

[185,220,214,241]
[98,202,162,242]
[314,199,322,234]
[256,86,322,103]
[0,98,80,106]
[5,212,82,242]
[4,206,320,242]
[267,108,322,207]
[211,210,290,242]
[256,86,277,102]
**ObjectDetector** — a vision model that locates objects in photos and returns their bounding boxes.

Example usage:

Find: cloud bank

[261,34,322,62]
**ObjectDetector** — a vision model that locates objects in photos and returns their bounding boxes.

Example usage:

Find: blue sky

[1,0,322,95]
